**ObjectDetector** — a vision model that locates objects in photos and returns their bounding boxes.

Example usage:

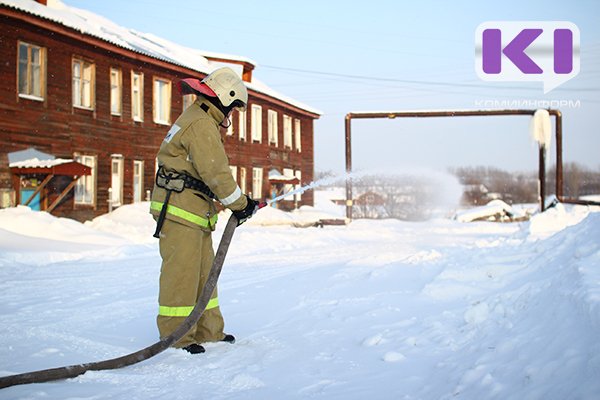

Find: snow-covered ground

[0,194,599,399]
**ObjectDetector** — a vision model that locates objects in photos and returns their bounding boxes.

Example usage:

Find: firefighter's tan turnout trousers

[157,218,225,347]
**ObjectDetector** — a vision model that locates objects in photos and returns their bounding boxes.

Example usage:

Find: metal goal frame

[343,108,574,220]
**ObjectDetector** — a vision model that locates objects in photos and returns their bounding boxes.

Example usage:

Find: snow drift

[0,198,598,399]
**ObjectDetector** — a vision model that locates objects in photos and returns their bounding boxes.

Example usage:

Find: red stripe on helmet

[178,78,217,97]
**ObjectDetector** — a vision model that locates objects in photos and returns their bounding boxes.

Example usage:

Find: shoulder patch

[164,124,181,143]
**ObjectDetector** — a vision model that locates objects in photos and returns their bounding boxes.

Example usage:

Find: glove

[232,195,259,226]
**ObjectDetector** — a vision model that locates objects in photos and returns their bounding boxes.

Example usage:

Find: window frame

[239,167,247,193]
[226,115,234,136]
[182,93,196,111]
[295,170,302,202]
[268,109,278,146]
[294,118,302,152]
[110,155,124,207]
[251,104,262,143]
[252,167,263,199]
[283,114,293,149]
[283,168,294,200]
[110,67,122,116]
[131,71,144,122]
[153,77,172,125]
[133,160,144,203]
[74,154,96,206]
[238,109,247,141]
[72,57,95,110]
[17,41,46,100]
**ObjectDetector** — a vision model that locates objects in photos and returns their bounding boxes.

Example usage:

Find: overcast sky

[63,0,600,174]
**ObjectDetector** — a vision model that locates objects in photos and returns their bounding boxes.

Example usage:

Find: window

[110,155,124,206]
[153,77,171,124]
[226,117,233,136]
[295,170,302,202]
[251,104,262,142]
[238,109,247,141]
[252,167,263,199]
[268,109,278,146]
[283,115,293,149]
[18,42,45,99]
[283,168,294,200]
[132,71,144,121]
[295,118,302,152]
[182,94,196,110]
[110,68,122,115]
[230,166,237,182]
[74,155,96,205]
[133,160,144,202]
[239,167,247,193]
[72,58,95,109]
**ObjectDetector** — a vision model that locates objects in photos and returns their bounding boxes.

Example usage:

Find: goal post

[343,109,565,220]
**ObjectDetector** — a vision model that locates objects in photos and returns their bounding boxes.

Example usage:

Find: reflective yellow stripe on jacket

[150,201,218,229]
[159,297,220,317]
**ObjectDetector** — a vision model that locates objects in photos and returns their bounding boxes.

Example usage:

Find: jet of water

[264,171,366,206]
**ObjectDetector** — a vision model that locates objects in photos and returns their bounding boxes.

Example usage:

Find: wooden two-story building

[0,0,320,221]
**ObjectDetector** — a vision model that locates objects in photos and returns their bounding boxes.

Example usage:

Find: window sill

[73,105,94,111]
[18,94,44,102]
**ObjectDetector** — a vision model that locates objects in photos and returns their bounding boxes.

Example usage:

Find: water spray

[258,171,368,209]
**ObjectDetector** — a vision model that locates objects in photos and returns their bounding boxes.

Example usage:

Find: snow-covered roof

[268,169,297,182]
[7,147,54,164]
[0,0,321,116]
[9,157,72,168]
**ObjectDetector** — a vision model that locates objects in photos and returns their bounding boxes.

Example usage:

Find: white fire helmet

[201,67,248,111]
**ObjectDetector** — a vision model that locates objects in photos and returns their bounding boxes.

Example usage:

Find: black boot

[182,343,205,354]
[221,334,236,344]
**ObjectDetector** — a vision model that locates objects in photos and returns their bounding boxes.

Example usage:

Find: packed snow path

[0,203,599,399]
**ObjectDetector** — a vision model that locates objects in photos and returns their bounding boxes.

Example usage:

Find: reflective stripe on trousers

[158,297,220,317]
[150,201,218,229]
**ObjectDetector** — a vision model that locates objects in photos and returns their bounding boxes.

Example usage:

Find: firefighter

[150,67,259,354]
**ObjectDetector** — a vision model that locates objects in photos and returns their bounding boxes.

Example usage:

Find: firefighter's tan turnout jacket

[150,99,247,229]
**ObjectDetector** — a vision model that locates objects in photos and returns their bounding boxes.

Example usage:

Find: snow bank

[527,201,593,240]
[0,205,124,247]
[454,199,526,222]
[85,202,156,244]
[0,198,598,399]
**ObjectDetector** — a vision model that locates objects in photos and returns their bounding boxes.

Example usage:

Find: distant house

[462,184,490,205]
[0,0,320,221]
[353,191,387,219]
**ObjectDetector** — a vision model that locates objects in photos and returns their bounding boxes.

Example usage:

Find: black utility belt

[155,166,217,200]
